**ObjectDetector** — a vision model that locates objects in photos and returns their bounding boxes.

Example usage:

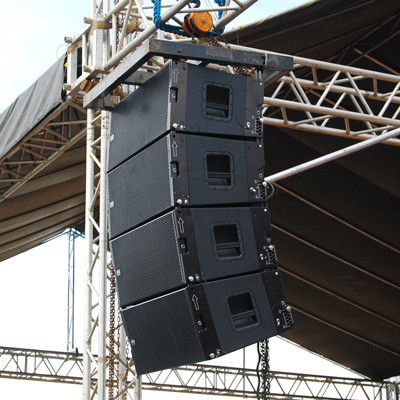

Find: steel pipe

[83,109,95,400]
[97,110,109,400]
[103,0,193,70]
[264,127,400,183]
[263,97,400,128]
[214,0,258,30]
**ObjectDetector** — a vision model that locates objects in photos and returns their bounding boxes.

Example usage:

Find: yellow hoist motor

[182,12,213,36]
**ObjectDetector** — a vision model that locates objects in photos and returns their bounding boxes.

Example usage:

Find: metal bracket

[84,38,294,109]
[263,53,294,86]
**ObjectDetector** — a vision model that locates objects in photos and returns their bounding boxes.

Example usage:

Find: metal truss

[0,99,87,203]
[67,228,84,352]
[262,54,400,146]
[0,346,398,400]
[78,1,267,399]
[0,347,83,384]
[2,1,400,400]
[144,365,399,400]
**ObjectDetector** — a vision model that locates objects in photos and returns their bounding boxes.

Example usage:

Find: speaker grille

[108,136,173,239]
[122,288,204,375]
[108,66,170,170]
[111,212,185,307]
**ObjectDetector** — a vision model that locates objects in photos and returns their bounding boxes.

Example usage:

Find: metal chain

[116,310,128,400]
[109,262,117,400]
[257,339,271,400]
[266,339,271,397]
[114,0,122,48]
[206,36,253,77]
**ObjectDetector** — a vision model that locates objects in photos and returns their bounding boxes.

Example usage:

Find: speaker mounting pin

[286,305,292,311]
[268,245,274,251]
[184,199,189,204]
[195,274,200,281]
[172,123,179,129]
[209,353,215,359]
[246,122,251,129]
[188,276,195,282]
[177,199,183,204]
[216,349,221,356]
[260,254,264,260]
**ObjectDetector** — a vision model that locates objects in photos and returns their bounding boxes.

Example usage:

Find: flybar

[83,38,293,109]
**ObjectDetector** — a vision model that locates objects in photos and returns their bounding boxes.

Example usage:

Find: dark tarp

[226,0,400,381]
[0,58,65,160]
[225,0,400,63]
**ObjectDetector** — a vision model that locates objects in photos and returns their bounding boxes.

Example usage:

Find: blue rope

[152,0,226,36]
[213,0,226,19]
[153,0,190,36]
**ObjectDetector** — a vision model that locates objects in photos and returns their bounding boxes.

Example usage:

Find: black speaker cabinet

[108,132,266,239]
[108,60,264,170]
[108,59,294,376]
[122,270,294,375]
[111,206,278,308]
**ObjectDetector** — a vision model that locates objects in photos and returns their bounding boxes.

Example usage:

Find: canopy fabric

[226,0,400,380]
[0,58,64,160]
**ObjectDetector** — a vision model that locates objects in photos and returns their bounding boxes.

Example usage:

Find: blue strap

[152,0,226,36]
[153,0,190,36]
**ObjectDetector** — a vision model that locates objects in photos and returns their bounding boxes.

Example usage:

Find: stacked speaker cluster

[107,60,294,375]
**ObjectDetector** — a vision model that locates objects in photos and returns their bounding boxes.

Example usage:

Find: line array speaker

[107,60,294,375]
[108,60,264,170]
[111,206,277,308]
[108,132,266,239]
[122,270,293,375]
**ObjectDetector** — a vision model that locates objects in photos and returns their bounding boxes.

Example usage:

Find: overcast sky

[0,0,314,112]
[0,0,364,399]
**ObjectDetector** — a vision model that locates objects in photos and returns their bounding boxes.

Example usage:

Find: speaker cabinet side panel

[184,63,263,138]
[107,136,173,238]
[183,134,265,205]
[122,288,205,375]
[108,65,170,170]
[111,211,185,307]
[189,207,270,281]
[203,273,278,355]
[263,270,295,333]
